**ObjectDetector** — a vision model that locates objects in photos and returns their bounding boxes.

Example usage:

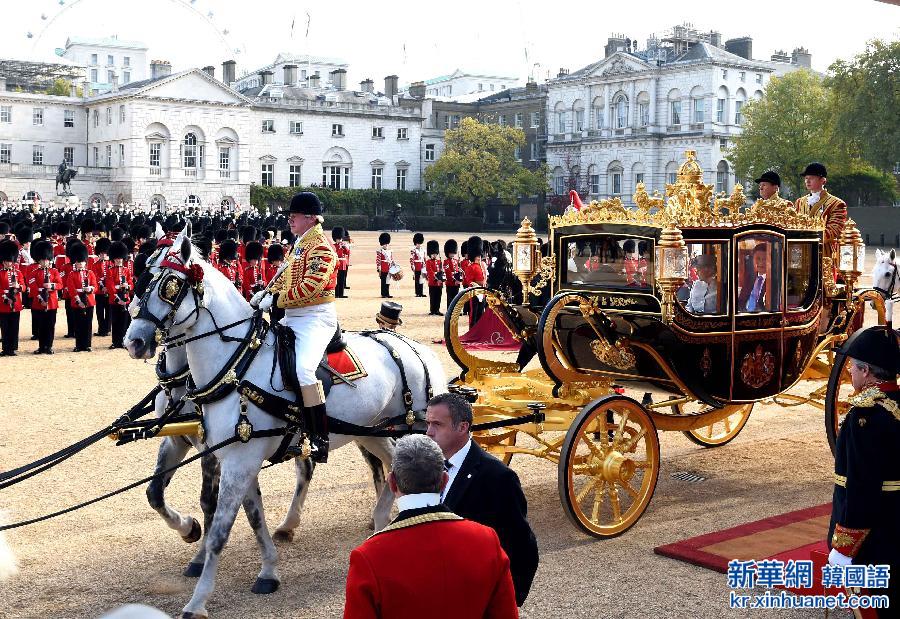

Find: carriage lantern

[838,218,865,290]
[655,221,688,324]
[512,217,541,303]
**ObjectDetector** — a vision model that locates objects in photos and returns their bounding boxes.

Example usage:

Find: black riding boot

[304,402,329,463]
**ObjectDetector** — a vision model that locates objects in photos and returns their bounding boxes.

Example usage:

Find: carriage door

[731,232,785,401]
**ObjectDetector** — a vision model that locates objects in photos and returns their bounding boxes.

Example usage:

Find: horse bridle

[874,261,899,301]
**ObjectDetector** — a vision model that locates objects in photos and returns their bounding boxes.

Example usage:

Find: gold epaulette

[848,387,900,421]
[369,511,462,539]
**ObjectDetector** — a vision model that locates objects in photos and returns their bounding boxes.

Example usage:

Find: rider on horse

[251,192,338,462]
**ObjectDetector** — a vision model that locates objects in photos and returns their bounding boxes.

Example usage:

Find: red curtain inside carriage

[459,309,521,351]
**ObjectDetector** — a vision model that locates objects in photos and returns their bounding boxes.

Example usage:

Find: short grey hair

[391,435,445,495]
[852,359,895,381]
[427,392,473,429]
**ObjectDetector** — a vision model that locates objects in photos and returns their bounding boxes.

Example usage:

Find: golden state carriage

[445,150,882,538]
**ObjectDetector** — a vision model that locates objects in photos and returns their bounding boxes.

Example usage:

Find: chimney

[409,80,426,98]
[525,81,537,94]
[309,73,321,88]
[260,70,274,86]
[360,78,374,93]
[724,37,753,60]
[384,75,398,98]
[557,68,569,78]
[150,60,172,79]
[202,65,215,79]
[330,68,347,90]
[791,47,812,69]
[111,72,119,92]
[605,35,627,58]
[222,60,236,85]
[709,31,722,48]
[283,64,298,85]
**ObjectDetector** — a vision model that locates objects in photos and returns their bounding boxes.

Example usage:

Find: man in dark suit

[737,243,769,312]
[344,434,517,619]
[425,393,539,607]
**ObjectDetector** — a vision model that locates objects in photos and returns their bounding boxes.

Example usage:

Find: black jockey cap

[838,326,900,376]
[376,301,403,326]
[108,241,129,261]
[413,232,424,245]
[0,239,18,263]
[31,240,53,262]
[754,170,781,186]
[94,237,111,255]
[444,238,458,255]
[801,162,827,178]
[332,226,345,242]
[267,243,285,262]
[426,240,440,255]
[244,241,264,262]
[284,191,323,215]
[379,232,391,246]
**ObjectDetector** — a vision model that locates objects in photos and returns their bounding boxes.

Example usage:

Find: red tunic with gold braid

[274,224,337,309]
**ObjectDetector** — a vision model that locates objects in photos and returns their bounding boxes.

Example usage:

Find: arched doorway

[88,193,106,208]
[150,194,166,212]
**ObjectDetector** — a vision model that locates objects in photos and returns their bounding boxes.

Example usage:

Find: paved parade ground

[0,230,883,618]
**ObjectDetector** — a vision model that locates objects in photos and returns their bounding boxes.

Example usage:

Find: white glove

[258,293,275,312]
[249,289,268,309]
[828,548,852,566]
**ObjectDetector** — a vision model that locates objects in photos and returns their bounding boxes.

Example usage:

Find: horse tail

[0,511,18,581]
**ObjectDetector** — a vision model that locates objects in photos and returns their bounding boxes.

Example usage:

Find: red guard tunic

[216,259,243,292]
[443,256,462,285]
[463,260,486,288]
[263,260,282,285]
[28,265,63,310]
[242,263,265,301]
[66,266,97,308]
[91,258,110,297]
[425,256,444,287]
[409,246,425,272]
[0,266,25,313]
[105,264,134,306]
[336,240,351,271]
[376,248,393,273]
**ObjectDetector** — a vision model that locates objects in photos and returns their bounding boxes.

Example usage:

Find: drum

[389,264,404,281]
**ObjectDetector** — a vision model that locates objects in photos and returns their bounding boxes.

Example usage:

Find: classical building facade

[61,36,148,93]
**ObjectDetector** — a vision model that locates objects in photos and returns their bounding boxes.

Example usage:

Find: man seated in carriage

[738,242,781,313]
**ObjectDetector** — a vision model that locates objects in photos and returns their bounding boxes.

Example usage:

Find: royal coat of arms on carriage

[740,344,775,389]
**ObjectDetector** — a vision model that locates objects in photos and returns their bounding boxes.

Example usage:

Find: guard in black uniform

[828,326,900,616]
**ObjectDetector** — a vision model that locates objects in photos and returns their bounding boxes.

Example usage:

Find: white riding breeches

[281,303,338,391]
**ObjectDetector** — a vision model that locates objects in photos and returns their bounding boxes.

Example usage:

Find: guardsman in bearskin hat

[106,241,133,349]
[828,326,900,615]
[65,241,97,352]
[92,237,112,337]
[80,218,96,258]
[342,228,353,290]
[377,232,395,299]
[264,243,286,324]
[443,239,462,312]
[27,239,62,354]
[242,241,265,302]
[410,232,426,298]
[215,239,243,291]
[464,235,488,327]
[425,239,444,315]
[332,226,350,298]
[239,225,257,267]
[0,239,24,356]
[250,191,337,463]
[795,162,847,262]
[53,221,71,271]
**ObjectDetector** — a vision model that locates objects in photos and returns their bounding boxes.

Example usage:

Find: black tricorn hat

[244,241,264,262]
[283,191,323,216]
[801,162,827,178]
[838,326,900,375]
[444,238,458,254]
[69,241,88,263]
[426,240,440,255]
[0,239,18,263]
[413,232,424,245]
[376,301,403,326]
[378,232,391,246]
[754,170,781,187]
[267,243,284,262]
[31,239,53,262]
[218,239,238,261]
[332,226,345,242]
[94,237,112,255]
[108,241,129,261]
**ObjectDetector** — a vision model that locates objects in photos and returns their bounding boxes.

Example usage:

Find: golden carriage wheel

[558,395,660,538]
[824,353,857,457]
[672,402,754,447]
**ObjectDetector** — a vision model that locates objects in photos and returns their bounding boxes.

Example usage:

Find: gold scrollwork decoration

[532,255,556,294]
[589,337,637,370]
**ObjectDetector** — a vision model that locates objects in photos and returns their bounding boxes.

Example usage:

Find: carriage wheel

[824,353,857,457]
[674,403,753,447]
[558,395,660,538]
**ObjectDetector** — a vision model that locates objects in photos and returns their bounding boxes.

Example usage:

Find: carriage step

[671,470,707,483]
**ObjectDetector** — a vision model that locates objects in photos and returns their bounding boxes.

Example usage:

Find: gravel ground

[0,230,885,619]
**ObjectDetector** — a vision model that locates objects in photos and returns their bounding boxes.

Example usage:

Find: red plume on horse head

[569,190,585,211]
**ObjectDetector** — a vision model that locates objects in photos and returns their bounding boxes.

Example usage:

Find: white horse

[872,248,900,302]
[124,230,445,619]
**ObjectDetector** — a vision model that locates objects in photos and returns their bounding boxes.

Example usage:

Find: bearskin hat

[426,240,440,255]
[133,254,149,279]
[240,226,257,243]
[378,232,391,246]
[413,232,424,245]
[31,240,53,263]
[343,229,351,241]
[69,241,89,263]
[163,214,184,233]
[139,240,157,256]
[267,243,284,262]
[94,237,112,255]
[467,236,483,261]
[218,239,238,261]
[460,241,468,257]
[65,236,81,257]
[444,239,458,255]
[80,218,95,235]
[194,237,213,261]
[332,226,345,242]
[0,222,9,236]
[121,237,135,255]
[108,241,129,261]
[56,221,72,236]
[214,229,228,243]
[0,239,19,263]
[226,229,238,240]
[14,226,33,245]
[244,241,264,262]
[134,224,150,240]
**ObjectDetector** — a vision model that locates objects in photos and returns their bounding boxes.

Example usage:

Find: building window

[716,161,729,193]
[33,108,43,126]
[118,144,125,167]
[639,103,649,126]
[722,69,728,79]
[105,145,112,167]
[515,113,523,128]
[693,98,704,123]
[322,165,350,189]
[93,146,99,167]
[425,144,435,161]
[261,119,275,133]
[635,172,645,186]
[107,54,114,66]
[123,56,130,67]
[123,71,130,84]
[739,71,746,82]
[187,195,201,206]
[530,142,538,161]
[106,107,112,125]
[557,110,565,134]
[670,100,681,126]
[514,146,521,161]
[183,133,198,169]
[261,163,274,187]
[575,109,585,132]
[452,115,461,128]
[64,110,75,127]
[0,144,10,164]
[397,127,408,140]
[290,121,303,135]
[756,73,762,84]
[119,105,125,123]
[612,172,622,195]
[332,123,343,137]
[219,147,230,178]
[289,164,302,187]
[372,126,383,138]
[32,145,43,165]
[719,138,728,150]
[589,174,600,194]
[554,174,565,195]
[149,143,161,170]
[90,54,98,66]
[615,96,628,129]
[734,101,744,125]
[90,69,98,83]
[530,111,539,128]
[396,168,407,190]
[716,98,725,123]
[0,106,9,123]
[667,171,677,185]
[63,146,74,166]
[498,114,506,127]
[107,70,115,83]
[443,115,451,129]
[371,167,382,189]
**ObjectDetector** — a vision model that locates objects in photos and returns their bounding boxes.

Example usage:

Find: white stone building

[420,70,518,98]
[62,36,148,93]
[234,54,349,91]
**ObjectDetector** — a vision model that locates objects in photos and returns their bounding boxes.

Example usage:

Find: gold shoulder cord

[848,387,900,421]
[369,511,462,538]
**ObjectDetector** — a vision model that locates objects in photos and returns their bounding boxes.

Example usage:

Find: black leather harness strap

[359,330,416,424]
[376,330,434,401]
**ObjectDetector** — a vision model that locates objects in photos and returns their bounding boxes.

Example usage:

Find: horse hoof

[272,529,294,543]
[367,518,375,531]
[183,562,204,578]
[251,577,280,594]
[181,518,202,543]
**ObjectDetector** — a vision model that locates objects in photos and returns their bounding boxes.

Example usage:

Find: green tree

[47,78,80,97]
[728,70,840,198]
[827,39,900,172]
[424,117,547,214]
[827,160,899,207]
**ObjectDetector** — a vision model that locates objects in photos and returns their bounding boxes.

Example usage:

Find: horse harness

[875,260,900,301]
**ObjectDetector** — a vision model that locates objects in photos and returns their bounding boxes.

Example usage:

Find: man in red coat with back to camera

[344,434,518,619]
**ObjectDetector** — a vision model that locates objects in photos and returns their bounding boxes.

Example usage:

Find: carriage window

[736,234,782,313]
[786,242,819,310]
[563,234,654,291]
[677,242,727,315]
